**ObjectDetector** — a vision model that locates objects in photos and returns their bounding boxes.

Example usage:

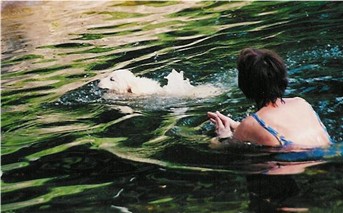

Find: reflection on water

[1,1,343,212]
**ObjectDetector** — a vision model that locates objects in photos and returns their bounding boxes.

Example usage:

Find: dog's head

[98,69,135,93]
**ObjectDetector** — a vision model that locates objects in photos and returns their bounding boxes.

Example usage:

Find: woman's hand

[207,111,239,138]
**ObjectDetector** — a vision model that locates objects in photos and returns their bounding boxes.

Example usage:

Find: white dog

[98,69,163,95]
[98,69,221,97]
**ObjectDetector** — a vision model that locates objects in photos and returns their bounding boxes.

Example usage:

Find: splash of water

[162,69,221,98]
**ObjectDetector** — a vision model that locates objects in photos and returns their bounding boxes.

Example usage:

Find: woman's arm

[207,111,257,149]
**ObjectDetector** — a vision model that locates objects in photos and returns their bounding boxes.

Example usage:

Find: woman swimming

[208,48,332,148]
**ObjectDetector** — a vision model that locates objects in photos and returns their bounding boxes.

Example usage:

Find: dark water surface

[1,1,343,212]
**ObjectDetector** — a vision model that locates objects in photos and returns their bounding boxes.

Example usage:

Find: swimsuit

[251,113,293,146]
[252,113,333,147]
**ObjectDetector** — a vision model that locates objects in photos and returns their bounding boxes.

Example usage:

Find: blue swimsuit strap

[251,113,293,146]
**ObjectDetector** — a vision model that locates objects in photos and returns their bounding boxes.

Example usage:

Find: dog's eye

[110,77,115,82]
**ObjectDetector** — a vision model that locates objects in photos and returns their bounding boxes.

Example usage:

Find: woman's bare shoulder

[282,97,312,111]
[235,115,281,147]
[234,115,262,143]
[287,97,309,105]
[239,115,256,127]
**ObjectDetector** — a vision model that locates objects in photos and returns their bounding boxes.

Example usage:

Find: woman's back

[248,97,331,148]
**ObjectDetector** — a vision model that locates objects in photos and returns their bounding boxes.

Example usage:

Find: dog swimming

[98,69,221,98]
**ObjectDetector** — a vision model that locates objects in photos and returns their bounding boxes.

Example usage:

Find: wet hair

[237,48,288,109]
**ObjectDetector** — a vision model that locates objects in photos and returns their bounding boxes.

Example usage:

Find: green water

[1,1,343,212]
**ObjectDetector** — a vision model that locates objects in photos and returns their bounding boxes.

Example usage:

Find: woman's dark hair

[237,48,288,109]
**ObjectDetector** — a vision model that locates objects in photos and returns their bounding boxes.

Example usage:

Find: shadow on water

[1,1,343,212]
